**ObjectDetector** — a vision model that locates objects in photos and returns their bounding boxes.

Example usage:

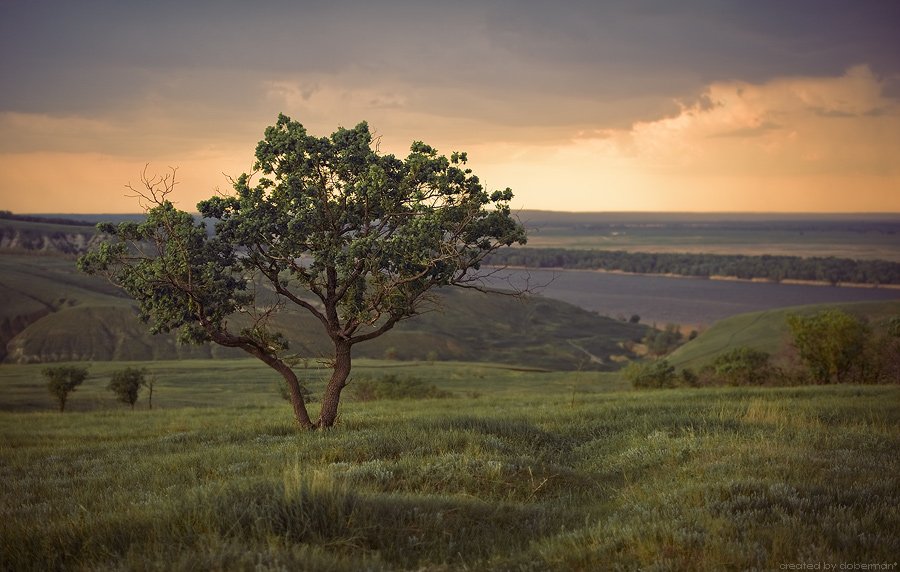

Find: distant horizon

[8,209,900,218]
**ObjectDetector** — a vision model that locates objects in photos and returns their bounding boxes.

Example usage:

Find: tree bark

[317,339,352,429]
[256,352,315,429]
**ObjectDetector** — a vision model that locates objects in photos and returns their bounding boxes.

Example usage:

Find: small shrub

[43,365,89,412]
[679,367,700,387]
[712,347,776,386]
[644,324,683,356]
[623,360,676,389]
[349,374,452,401]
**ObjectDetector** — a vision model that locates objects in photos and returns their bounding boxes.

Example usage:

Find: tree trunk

[318,339,352,429]
[281,366,316,430]
[258,353,315,429]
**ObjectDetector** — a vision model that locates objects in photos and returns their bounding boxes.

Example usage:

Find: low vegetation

[349,374,452,402]
[631,306,900,390]
[1,380,896,570]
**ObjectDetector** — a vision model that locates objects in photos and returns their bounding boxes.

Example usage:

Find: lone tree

[108,367,147,410]
[43,365,89,412]
[79,114,526,429]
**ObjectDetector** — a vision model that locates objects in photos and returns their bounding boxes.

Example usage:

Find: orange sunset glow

[1,2,898,213]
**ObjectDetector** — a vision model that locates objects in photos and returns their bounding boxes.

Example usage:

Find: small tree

[143,373,156,410]
[79,114,526,429]
[108,367,146,410]
[787,309,869,384]
[43,365,89,412]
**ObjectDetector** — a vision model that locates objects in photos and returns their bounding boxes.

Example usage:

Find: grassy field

[518,211,900,261]
[1,359,898,570]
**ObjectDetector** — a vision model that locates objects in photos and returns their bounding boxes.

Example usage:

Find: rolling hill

[0,254,648,370]
[666,299,900,370]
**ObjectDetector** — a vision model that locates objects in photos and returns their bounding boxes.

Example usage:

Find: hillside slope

[0,254,647,370]
[666,299,900,370]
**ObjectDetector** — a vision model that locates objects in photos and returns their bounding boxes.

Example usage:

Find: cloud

[1,59,898,213]
[481,66,900,211]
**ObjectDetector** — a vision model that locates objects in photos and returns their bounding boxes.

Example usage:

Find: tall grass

[1,377,898,570]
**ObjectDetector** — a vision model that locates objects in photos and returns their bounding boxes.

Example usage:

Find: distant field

[0,358,619,413]
[1,376,896,570]
[518,211,900,261]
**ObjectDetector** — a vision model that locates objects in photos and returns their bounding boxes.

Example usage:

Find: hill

[666,299,900,370]
[0,254,648,370]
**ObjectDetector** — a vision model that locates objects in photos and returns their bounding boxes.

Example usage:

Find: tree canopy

[43,365,89,412]
[787,309,869,384]
[107,367,148,410]
[79,114,526,429]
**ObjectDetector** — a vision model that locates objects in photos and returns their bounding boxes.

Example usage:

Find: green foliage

[667,300,900,373]
[787,309,869,384]
[622,359,676,389]
[79,115,527,428]
[679,367,700,387]
[107,367,147,410]
[644,323,683,356]
[198,113,526,337]
[858,317,900,385]
[711,347,775,386]
[78,188,250,346]
[349,374,452,401]
[42,365,88,412]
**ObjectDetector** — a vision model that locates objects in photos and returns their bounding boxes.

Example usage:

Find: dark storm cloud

[1,0,898,126]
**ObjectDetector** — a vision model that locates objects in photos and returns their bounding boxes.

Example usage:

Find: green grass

[668,300,900,370]
[0,358,625,413]
[0,363,897,570]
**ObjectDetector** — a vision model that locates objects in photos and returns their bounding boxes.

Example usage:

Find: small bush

[349,374,452,401]
[712,347,777,386]
[623,360,676,389]
[644,324,683,356]
[679,367,701,387]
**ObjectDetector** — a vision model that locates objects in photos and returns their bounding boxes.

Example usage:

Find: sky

[1,0,899,213]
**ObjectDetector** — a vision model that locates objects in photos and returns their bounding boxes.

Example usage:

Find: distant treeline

[0,211,95,227]
[487,248,900,286]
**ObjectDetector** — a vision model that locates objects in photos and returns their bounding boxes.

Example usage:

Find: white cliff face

[0,228,104,255]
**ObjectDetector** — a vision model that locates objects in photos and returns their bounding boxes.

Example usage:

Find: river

[482,268,900,327]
